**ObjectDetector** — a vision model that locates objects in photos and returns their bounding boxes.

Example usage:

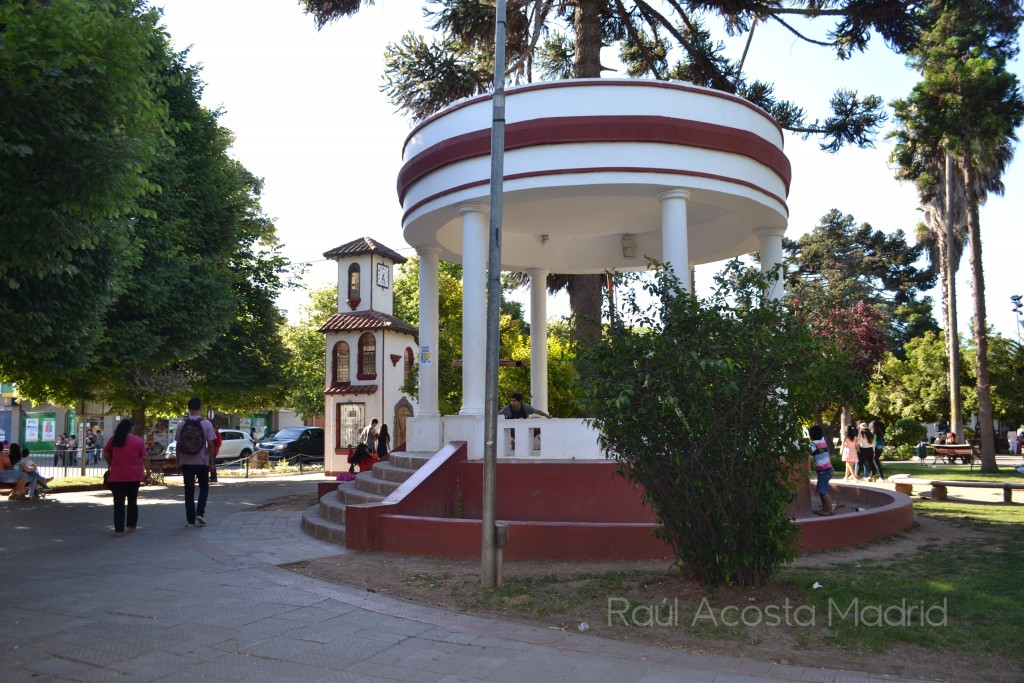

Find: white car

[165,429,254,464]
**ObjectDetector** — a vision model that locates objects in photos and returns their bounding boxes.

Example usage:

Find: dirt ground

[278,496,1019,683]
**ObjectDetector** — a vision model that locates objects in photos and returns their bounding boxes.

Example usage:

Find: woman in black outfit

[869,420,886,481]
[856,422,876,481]
[376,424,391,460]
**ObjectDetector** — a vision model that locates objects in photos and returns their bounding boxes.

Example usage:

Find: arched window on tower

[404,347,414,380]
[347,263,361,309]
[332,341,350,386]
[358,333,376,379]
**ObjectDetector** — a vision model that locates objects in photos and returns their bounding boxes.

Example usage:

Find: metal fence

[21,450,108,480]
[24,450,325,482]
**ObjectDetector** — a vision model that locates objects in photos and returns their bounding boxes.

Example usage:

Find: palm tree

[914,156,969,439]
[891,0,1024,472]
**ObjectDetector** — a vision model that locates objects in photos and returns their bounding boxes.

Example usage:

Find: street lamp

[1011,295,1022,341]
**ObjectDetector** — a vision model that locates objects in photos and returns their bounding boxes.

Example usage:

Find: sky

[157,1,1024,340]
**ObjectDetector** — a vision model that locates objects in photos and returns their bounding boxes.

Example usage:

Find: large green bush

[887,417,927,448]
[576,263,839,587]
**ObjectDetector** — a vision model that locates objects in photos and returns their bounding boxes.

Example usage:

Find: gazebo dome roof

[398,79,790,273]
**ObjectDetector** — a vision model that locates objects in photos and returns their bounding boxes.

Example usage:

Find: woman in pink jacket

[103,419,151,537]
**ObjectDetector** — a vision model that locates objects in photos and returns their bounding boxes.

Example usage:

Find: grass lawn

[389,498,1024,675]
[780,501,1024,660]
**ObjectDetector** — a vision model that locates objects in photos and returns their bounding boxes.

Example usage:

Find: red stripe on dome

[397,116,791,204]
[400,166,789,227]
[401,80,785,156]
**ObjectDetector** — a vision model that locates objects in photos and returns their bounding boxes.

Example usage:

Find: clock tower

[319,237,418,473]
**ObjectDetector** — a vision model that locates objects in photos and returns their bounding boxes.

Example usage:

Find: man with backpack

[175,397,218,527]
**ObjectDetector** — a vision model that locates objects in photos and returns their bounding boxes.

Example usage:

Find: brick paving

[0,475,931,682]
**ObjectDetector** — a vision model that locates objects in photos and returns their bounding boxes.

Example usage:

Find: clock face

[376,263,390,288]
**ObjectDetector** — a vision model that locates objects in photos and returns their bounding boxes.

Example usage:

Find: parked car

[165,428,255,464]
[256,427,325,463]
[213,429,255,463]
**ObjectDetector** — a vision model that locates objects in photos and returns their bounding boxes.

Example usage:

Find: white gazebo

[399,79,790,459]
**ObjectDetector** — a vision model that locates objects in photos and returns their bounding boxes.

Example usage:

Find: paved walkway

[1,475,931,682]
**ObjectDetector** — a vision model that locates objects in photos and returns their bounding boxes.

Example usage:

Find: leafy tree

[282,285,337,420]
[576,261,839,587]
[796,297,886,442]
[7,47,293,433]
[544,320,581,417]
[192,241,294,414]
[868,331,977,426]
[300,0,899,343]
[890,0,1024,472]
[784,209,938,355]
[0,0,171,372]
[986,334,1024,425]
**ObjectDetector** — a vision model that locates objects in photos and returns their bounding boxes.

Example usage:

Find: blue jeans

[180,465,210,524]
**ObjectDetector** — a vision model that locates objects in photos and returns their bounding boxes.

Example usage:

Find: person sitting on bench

[1,443,29,500]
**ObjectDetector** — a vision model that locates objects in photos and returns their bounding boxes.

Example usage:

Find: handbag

[103,470,112,489]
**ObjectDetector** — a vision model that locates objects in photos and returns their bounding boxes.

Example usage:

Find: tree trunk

[132,406,147,438]
[573,1,602,78]
[943,152,963,437]
[561,2,605,344]
[567,273,605,344]
[965,164,998,472]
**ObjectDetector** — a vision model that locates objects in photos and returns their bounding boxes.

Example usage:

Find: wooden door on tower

[394,404,412,450]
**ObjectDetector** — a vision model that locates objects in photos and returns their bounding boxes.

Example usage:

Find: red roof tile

[323,237,407,264]
[325,385,378,396]
[318,310,418,337]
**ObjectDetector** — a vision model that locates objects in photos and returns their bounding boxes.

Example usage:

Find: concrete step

[318,493,347,525]
[355,471,402,496]
[339,481,386,505]
[390,451,434,470]
[300,504,346,544]
[304,449,437,548]
[372,461,419,483]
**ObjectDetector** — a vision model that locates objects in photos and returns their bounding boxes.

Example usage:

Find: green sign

[22,410,57,453]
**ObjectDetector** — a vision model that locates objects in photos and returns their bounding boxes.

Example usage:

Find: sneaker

[196,516,206,526]
[187,522,196,528]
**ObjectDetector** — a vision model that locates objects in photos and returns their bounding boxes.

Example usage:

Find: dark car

[257,427,324,463]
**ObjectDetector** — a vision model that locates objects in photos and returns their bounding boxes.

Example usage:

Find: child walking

[809,424,836,515]
[841,425,859,481]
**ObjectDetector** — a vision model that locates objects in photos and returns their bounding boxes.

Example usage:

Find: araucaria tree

[890,0,1024,473]
[576,262,838,587]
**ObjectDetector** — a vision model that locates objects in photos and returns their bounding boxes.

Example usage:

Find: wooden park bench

[931,443,978,468]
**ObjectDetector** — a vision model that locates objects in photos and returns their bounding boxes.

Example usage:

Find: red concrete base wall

[317,482,340,500]
[376,515,672,561]
[458,460,657,522]
[795,483,914,552]
[342,443,914,560]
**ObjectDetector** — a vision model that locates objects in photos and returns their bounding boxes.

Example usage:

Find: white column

[459,203,488,415]
[527,268,549,413]
[755,227,786,301]
[417,246,441,416]
[658,189,691,291]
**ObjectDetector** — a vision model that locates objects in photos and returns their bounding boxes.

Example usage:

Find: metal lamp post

[1011,295,1022,342]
